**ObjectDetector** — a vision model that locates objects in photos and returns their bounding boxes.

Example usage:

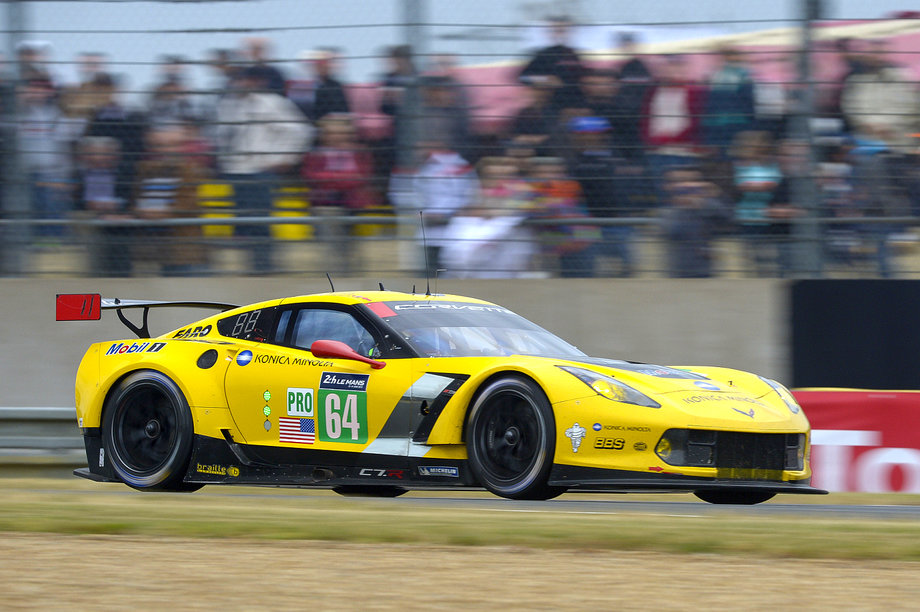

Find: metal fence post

[790,0,824,277]
[400,0,425,169]
[2,0,30,276]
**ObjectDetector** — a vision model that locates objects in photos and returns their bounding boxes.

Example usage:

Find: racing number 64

[324,393,361,441]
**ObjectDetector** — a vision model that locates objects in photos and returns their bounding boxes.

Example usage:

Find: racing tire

[694,490,775,505]
[466,376,566,501]
[332,485,408,497]
[102,370,201,492]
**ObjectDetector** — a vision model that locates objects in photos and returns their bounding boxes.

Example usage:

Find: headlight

[559,366,660,408]
[759,376,801,414]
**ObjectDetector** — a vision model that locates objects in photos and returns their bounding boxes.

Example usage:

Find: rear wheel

[103,370,200,492]
[694,490,775,505]
[466,376,565,500]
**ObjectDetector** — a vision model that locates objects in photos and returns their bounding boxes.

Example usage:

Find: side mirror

[310,339,386,370]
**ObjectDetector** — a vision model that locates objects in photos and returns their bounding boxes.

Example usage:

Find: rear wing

[56,293,239,339]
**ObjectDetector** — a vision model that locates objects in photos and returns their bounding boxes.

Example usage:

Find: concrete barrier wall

[1,278,788,407]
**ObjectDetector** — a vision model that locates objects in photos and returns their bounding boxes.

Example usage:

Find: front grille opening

[657,429,805,472]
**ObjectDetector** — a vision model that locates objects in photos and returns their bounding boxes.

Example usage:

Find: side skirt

[183,434,476,488]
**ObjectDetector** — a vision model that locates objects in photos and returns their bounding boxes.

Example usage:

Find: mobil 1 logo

[287,387,314,417]
[318,372,369,444]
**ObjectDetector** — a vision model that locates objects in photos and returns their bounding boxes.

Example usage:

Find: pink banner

[794,390,920,493]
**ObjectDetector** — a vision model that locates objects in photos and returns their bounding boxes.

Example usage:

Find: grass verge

[2,477,920,560]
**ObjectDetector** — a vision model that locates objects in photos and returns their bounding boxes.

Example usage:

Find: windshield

[365,301,586,358]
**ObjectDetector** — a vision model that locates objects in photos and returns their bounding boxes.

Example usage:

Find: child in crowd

[526,156,598,277]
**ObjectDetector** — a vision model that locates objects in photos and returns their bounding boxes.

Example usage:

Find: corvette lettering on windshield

[392,303,510,313]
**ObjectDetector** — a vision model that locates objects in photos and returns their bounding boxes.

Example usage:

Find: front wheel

[466,376,565,500]
[694,490,775,505]
[102,370,199,492]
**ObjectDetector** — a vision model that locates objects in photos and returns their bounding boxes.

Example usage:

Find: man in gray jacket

[217,65,312,273]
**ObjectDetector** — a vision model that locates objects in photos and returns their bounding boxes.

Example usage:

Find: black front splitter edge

[549,465,827,495]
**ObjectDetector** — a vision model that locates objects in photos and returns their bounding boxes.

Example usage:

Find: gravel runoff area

[1,533,918,610]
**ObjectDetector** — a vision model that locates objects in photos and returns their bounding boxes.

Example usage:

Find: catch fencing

[3,1,920,279]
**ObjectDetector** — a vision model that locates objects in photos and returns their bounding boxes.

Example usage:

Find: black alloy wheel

[466,376,565,500]
[103,370,200,491]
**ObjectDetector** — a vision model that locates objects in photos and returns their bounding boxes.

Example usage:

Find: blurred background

[2,0,920,279]
[5,0,920,493]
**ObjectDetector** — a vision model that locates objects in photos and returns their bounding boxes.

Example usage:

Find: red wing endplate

[56,294,102,321]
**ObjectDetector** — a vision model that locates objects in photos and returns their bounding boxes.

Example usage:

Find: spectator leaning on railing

[302,114,376,275]
[132,125,210,277]
[441,156,536,278]
[569,116,632,278]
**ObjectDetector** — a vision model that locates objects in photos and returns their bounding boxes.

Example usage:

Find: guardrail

[0,407,85,468]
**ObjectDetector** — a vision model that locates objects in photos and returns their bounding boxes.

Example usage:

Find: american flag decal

[279,417,316,444]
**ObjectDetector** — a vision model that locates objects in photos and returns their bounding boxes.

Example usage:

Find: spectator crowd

[4,17,920,278]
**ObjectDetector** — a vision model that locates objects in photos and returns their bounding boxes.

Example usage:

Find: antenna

[378,282,385,291]
[419,211,431,296]
[326,273,335,292]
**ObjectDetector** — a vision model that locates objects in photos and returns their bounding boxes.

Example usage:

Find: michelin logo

[418,466,459,478]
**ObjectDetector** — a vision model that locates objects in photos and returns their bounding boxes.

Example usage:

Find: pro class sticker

[318,372,368,443]
[287,387,315,417]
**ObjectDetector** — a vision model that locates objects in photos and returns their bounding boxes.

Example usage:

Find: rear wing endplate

[56,293,239,338]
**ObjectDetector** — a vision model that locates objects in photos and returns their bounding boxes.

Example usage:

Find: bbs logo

[594,437,626,450]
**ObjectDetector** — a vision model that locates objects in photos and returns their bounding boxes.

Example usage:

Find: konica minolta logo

[105,342,166,356]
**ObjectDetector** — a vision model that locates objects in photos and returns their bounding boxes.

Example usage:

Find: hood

[558,356,793,424]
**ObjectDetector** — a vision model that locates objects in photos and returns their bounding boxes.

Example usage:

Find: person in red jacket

[302,113,376,274]
[641,54,704,196]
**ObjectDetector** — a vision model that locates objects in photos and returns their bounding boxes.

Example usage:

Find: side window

[274,310,292,343]
[217,307,277,342]
[292,308,377,356]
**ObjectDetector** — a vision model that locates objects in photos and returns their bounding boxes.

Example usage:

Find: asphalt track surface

[21,483,920,519]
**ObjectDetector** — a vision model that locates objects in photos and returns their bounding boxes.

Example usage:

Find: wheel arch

[92,343,234,430]
[460,371,547,443]
[424,365,557,446]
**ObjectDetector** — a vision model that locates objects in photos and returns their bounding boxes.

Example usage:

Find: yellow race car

[57,290,824,504]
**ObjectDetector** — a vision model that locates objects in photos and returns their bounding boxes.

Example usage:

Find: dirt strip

[1,533,918,610]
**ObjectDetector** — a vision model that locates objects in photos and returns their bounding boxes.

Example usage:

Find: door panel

[225,344,413,464]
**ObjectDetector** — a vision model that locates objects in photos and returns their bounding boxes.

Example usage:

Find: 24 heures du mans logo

[320,372,369,392]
